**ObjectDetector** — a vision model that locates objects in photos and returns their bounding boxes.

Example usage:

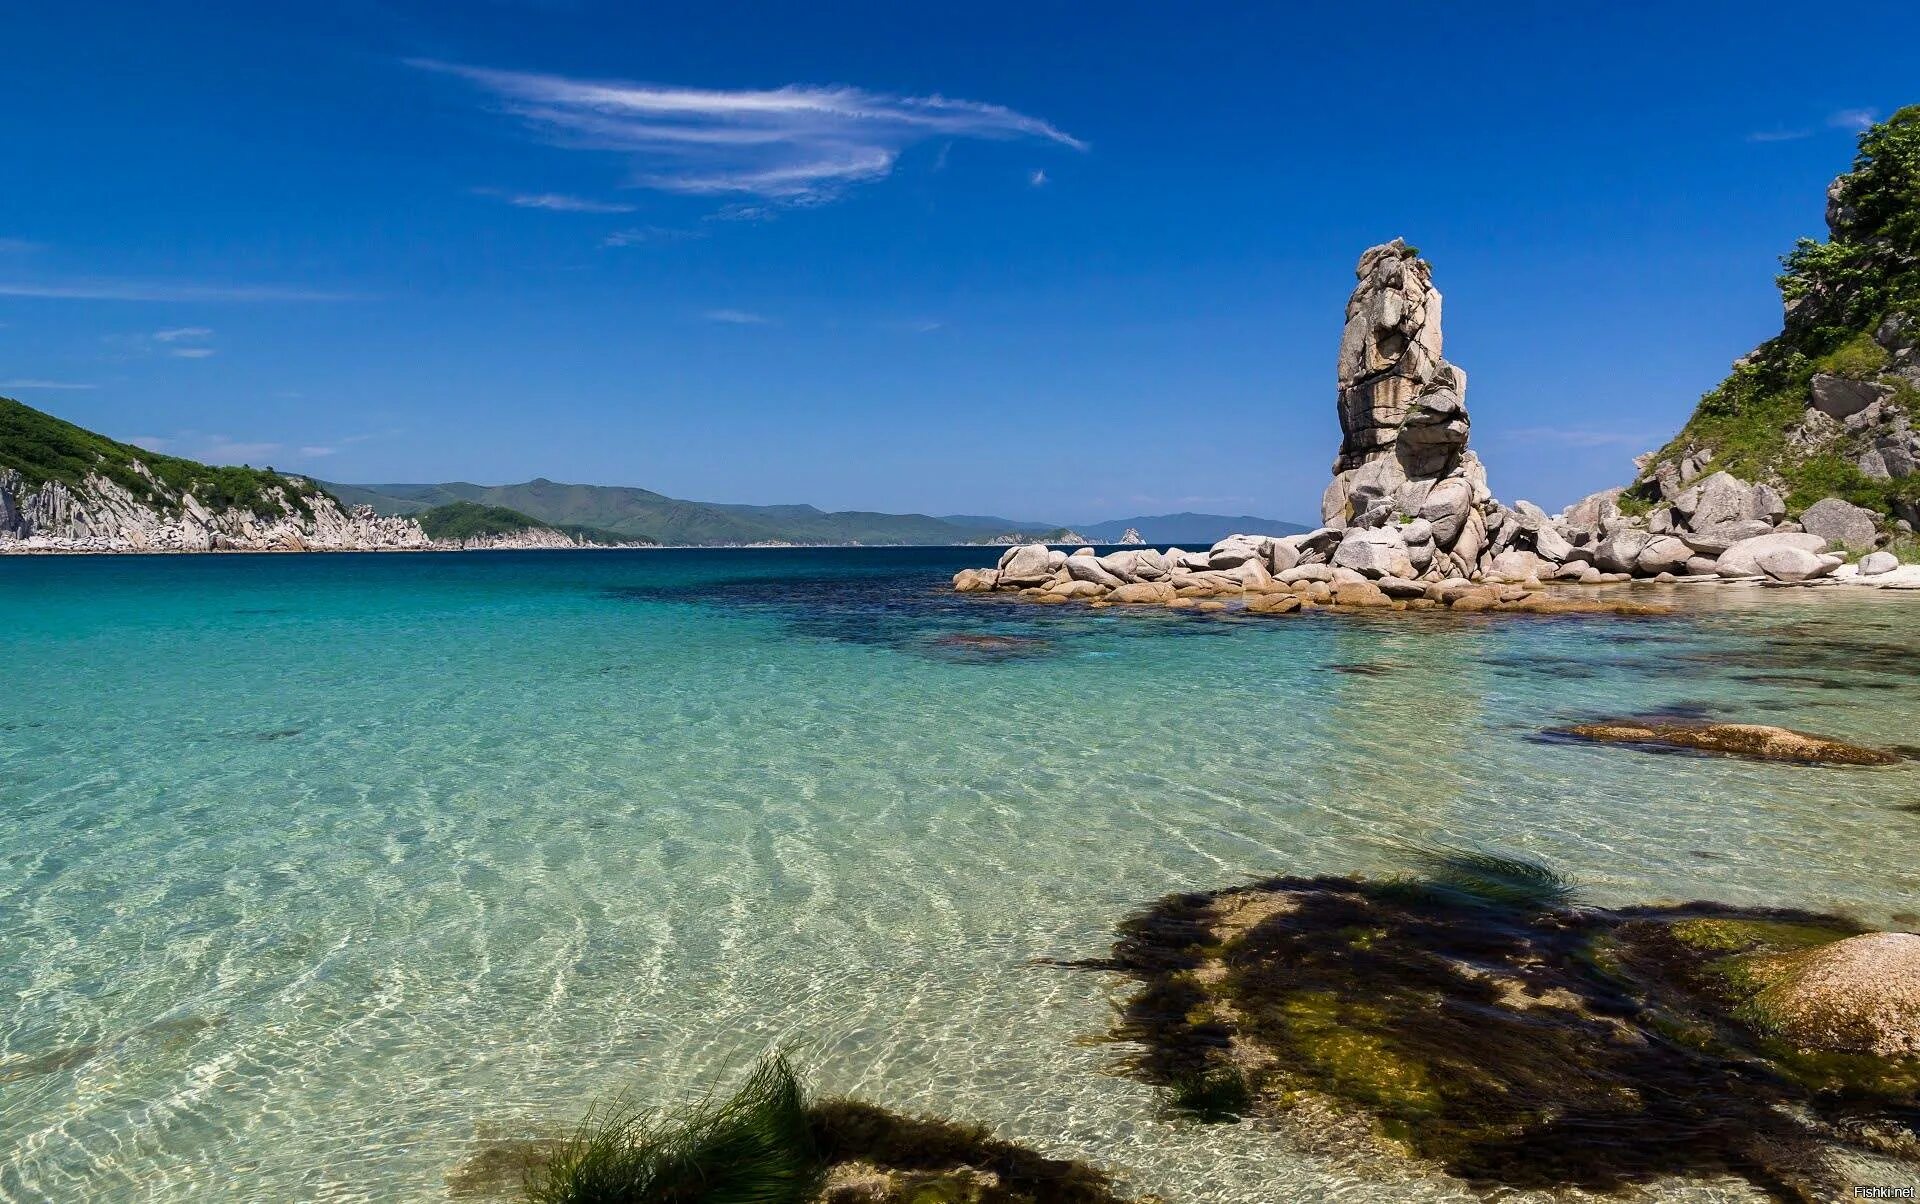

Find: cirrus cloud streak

[414,59,1084,202]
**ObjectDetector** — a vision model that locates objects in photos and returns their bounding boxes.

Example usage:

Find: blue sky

[4,2,1918,523]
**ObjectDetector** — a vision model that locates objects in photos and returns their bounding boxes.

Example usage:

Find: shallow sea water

[1,547,1917,1202]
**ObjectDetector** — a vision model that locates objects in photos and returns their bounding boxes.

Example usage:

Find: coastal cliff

[0,398,662,554]
[1625,105,1920,533]
[0,397,431,553]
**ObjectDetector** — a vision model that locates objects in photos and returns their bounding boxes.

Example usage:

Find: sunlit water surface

[2,548,1917,1202]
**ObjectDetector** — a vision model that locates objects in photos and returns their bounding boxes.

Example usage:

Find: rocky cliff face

[429,527,601,551]
[0,466,430,553]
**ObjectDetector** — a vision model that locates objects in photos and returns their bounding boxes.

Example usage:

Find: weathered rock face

[1317,239,1506,587]
[1324,240,1479,531]
[0,467,430,553]
[1798,496,1881,549]
[429,526,596,551]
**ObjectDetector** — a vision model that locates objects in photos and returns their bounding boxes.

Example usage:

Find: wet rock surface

[1068,852,1920,1200]
[1551,718,1902,766]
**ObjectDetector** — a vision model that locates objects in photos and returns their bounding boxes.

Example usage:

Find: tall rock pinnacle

[1324,239,1477,519]
[1321,239,1492,577]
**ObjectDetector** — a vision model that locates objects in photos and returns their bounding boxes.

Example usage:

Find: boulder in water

[1553,718,1899,765]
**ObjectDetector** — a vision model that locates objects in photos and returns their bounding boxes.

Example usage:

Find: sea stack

[1321,239,1492,579]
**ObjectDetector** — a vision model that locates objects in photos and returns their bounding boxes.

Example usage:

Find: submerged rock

[1074,852,1920,1199]
[1554,718,1900,765]
[1752,932,1920,1058]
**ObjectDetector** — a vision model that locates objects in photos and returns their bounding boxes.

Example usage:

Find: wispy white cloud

[1028,168,1048,187]
[603,224,701,247]
[0,378,96,390]
[414,59,1084,204]
[1747,108,1879,144]
[297,444,339,457]
[153,326,213,342]
[0,280,355,302]
[703,308,771,324]
[169,347,217,358]
[477,188,638,213]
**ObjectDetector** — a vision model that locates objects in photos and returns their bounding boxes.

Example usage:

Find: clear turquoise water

[2,548,1917,1203]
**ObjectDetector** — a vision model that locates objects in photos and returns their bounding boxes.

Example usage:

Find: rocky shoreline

[0,524,643,554]
[953,238,1919,609]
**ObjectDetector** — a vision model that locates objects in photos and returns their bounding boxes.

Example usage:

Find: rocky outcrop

[1551,718,1900,766]
[950,534,1670,617]
[1618,106,1920,547]
[1751,932,1920,1057]
[1300,242,1882,588]
[950,228,1920,598]
[428,527,602,551]
[1320,239,1493,581]
[0,467,430,553]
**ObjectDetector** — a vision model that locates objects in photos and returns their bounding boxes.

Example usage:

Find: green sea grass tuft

[524,1054,823,1204]
[1403,844,1577,911]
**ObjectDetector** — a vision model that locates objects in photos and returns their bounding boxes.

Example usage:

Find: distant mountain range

[0,394,1310,549]
[326,479,1308,547]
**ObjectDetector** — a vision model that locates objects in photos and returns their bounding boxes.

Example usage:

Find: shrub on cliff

[1636,105,1920,517]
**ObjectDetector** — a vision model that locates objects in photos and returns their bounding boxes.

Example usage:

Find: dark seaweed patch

[1077,859,1915,1200]
[601,572,1237,664]
[1733,672,1899,691]
[0,1043,98,1083]
[921,633,1056,663]
[450,1063,1141,1203]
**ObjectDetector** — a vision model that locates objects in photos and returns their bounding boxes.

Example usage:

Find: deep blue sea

[2,548,1917,1202]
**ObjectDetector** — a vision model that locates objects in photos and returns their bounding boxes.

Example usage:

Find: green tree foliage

[1777,104,1920,354]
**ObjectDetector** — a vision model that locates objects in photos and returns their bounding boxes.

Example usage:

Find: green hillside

[327,478,1024,545]
[1,396,327,519]
[413,500,635,545]
[415,502,552,541]
[1630,105,1920,519]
